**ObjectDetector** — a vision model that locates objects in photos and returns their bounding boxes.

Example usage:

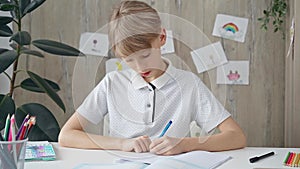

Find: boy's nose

[135,61,148,72]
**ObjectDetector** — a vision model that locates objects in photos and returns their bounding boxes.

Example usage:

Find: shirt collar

[131,57,176,90]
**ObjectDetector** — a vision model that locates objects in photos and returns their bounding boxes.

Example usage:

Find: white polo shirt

[77,58,230,139]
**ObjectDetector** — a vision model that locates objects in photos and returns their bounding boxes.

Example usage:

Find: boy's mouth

[141,71,151,77]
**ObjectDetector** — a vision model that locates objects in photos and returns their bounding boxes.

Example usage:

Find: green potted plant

[258,0,287,38]
[0,0,84,141]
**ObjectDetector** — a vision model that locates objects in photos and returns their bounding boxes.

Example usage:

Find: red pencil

[24,116,36,138]
[287,152,295,166]
[285,152,292,166]
[19,122,28,140]
[16,114,29,140]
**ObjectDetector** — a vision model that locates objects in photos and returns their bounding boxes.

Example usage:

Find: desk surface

[25,143,300,169]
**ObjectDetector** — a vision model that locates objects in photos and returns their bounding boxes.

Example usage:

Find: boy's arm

[150,117,246,155]
[58,112,151,152]
[184,117,247,152]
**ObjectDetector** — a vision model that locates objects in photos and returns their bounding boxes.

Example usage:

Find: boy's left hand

[149,136,184,155]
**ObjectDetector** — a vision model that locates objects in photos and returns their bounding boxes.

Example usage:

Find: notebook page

[173,151,232,169]
[118,151,231,169]
[73,163,147,169]
[144,158,207,169]
[116,152,163,164]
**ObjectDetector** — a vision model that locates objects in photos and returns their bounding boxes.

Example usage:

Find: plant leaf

[21,49,44,58]
[0,0,10,3]
[23,0,46,15]
[20,0,31,17]
[21,78,60,93]
[27,71,66,112]
[0,16,13,25]
[10,43,26,50]
[0,3,16,11]
[0,94,15,130]
[0,24,13,37]
[0,48,8,54]
[11,44,44,58]
[32,39,85,56]
[16,103,60,141]
[10,31,31,45]
[0,50,18,74]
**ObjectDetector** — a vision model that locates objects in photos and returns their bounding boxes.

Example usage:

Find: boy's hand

[121,135,151,153]
[149,136,184,155]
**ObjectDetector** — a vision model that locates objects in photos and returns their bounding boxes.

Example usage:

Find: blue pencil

[159,120,172,137]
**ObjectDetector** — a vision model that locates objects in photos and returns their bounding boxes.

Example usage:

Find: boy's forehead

[117,47,152,58]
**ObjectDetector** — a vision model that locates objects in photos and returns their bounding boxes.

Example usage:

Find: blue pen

[159,120,172,137]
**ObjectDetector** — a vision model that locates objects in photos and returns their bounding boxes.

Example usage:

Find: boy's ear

[159,28,167,46]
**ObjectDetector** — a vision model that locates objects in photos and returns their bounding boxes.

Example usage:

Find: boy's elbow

[237,131,247,149]
[58,128,69,147]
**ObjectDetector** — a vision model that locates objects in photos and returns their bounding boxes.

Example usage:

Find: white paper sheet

[120,151,231,169]
[217,61,250,85]
[79,32,109,56]
[212,14,249,43]
[190,41,228,73]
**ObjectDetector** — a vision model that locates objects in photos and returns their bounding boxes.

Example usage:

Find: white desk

[25,143,300,169]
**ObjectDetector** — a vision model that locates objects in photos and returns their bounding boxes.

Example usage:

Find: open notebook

[74,150,231,169]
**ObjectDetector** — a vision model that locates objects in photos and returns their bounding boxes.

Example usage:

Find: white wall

[0,11,13,95]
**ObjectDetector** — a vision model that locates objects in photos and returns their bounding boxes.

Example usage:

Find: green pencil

[283,152,291,165]
[3,114,11,141]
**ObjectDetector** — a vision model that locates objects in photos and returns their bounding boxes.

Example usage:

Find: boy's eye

[125,58,133,62]
[142,53,150,58]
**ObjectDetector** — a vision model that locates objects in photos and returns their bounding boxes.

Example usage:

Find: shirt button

[147,104,151,107]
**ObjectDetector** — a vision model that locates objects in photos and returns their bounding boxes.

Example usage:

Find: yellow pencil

[298,154,300,167]
[295,153,300,167]
[291,153,299,167]
[288,153,295,167]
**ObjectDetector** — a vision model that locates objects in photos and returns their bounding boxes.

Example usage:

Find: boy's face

[122,36,166,82]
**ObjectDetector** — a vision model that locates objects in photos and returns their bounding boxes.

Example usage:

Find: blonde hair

[109,1,161,57]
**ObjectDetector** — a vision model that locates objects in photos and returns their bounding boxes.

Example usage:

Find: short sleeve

[76,75,109,124]
[194,79,231,133]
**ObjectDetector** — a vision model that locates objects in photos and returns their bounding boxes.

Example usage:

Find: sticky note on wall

[190,41,228,73]
[79,32,109,57]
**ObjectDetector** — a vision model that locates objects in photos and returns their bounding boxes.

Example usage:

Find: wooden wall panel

[15,0,287,147]
[285,0,300,147]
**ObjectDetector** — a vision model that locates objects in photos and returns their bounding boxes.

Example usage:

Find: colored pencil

[10,115,18,165]
[24,116,36,138]
[288,153,295,166]
[286,152,294,166]
[3,114,11,141]
[16,114,29,140]
[19,122,28,141]
[292,153,299,167]
[294,153,300,167]
[298,154,300,167]
[283,152,291,165]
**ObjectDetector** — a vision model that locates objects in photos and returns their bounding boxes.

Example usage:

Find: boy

[59,0,246,155]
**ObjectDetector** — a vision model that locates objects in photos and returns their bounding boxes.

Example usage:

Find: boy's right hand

[121,135,151,153]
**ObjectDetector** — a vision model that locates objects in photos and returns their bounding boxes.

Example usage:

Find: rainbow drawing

[222,22,239,33]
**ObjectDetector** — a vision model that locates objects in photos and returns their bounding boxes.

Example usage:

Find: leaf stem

[9,59,19,97]
[3,71,12,81]
[14,85,21,89]
[9,1,22,97]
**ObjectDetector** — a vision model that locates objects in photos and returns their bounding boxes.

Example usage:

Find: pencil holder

[0,138,28,169]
